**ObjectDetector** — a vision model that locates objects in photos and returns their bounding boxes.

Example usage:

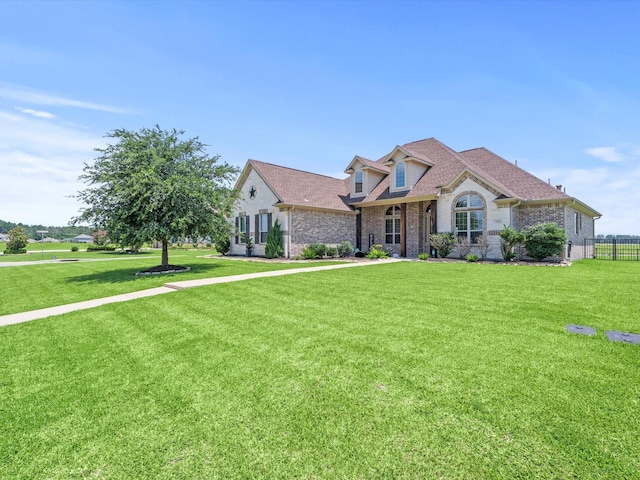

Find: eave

[274,202,358,215]
[349,194,437,208]
[494,196,602,218]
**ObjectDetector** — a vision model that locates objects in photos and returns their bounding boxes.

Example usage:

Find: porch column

[355,208,362,251]
[400,203,407,257]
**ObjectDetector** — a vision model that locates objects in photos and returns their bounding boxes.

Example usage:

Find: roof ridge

[249,159,345,181]
[400,137,437,148]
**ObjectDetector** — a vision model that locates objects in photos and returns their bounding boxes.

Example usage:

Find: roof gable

[345,155,390,174]
[458,148,570,201]
[383,145,434,168]
[240,160,353,212]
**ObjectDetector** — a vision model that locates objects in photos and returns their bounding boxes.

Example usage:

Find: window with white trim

[395,162,406,188]
[385,206,401,244]
[355,170,363,194]
[454,193,484,243]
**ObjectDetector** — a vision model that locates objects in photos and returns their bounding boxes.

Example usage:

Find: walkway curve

[0,259,399,327]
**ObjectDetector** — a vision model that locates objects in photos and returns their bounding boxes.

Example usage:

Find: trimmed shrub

[302,246,317,260]
[418,252,430,260]
[326,247,338,258]
[522,222,567,261]
[337,241,354,258]
[429,232,455,258]
[215,234,230,255]
[305,243,328,259]
[86,245,116,252]
[265,219,284,259]
[366,244,389,259]
[466,253,479,262]
[4,248,27,254]
[71,245,79,252]
[499,225,525,262]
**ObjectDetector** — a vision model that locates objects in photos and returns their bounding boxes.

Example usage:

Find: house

[71,234,93,244]
[230,138,601,260]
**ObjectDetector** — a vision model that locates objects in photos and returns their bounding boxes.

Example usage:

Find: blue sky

[1,0,639,234]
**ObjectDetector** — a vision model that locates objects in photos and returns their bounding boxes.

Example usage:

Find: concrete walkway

[0,259,398,327]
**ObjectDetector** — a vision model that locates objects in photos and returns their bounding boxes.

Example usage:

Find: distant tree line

[0,219,93,241]
[596,234,640,240]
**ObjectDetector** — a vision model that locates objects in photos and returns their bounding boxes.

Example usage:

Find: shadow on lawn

[65,262,224,284]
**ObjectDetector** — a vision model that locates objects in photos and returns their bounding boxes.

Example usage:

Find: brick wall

[290,209,356,257]
[513,203,565,230]
[360,205,396,255]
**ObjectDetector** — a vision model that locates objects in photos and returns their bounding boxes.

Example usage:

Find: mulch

[135,265,192,276]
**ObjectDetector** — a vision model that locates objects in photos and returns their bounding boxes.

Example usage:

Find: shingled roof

[237,138,599,217]
[244,159,353,212]
[351,138,573,204]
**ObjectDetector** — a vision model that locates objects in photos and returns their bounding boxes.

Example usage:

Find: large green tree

[74,126,239,268]
[5,226,29,253]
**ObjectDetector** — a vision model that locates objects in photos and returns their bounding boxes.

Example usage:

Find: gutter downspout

[510,200,522,229]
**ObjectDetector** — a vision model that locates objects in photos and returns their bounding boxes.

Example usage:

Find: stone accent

[441,172,503,197]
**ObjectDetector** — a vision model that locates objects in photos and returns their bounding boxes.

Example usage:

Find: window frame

[385,205,401,244]
[355,170,363,194]
[395,162,406,189]
[259,213,269,243]
[454,193,484,243]
[239,216,247,243]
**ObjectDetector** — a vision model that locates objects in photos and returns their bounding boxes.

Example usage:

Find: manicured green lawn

[1,260,639,478]
[0,251,340,315]
[1,244,167,262]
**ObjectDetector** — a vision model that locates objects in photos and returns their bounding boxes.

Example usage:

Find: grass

[0,243,172,261]
[0,250,342,315]
[1,260,640,478]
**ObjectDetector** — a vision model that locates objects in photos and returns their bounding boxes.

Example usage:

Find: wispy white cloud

[584,146,625,163]
[16,106,56,119]
[0,83,136,115]
[534,164,640,235]
[0,107,106,225]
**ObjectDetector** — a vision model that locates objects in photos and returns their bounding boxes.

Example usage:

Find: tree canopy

[74,126,239,268]
[5,226,29,254]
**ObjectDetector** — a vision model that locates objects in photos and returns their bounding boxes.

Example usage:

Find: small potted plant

[245,236,253,257]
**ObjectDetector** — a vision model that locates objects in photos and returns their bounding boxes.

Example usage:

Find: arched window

[454,193,484,243]
[395,162,405,188]
[355,170,363,194]
[385,205,401,244]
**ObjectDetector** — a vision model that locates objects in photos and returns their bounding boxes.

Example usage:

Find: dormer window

[395,162,406,188]
[355,170,363,194]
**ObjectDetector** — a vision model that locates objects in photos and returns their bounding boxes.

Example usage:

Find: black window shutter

[235,217,239,244]
[255,214,260,244]
[268,213,272,233]
[245,215,250,240]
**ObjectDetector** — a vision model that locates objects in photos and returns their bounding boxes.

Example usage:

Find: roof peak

[249,159,345,181]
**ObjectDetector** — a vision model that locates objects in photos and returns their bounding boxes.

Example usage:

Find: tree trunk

[162,240,169,267]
